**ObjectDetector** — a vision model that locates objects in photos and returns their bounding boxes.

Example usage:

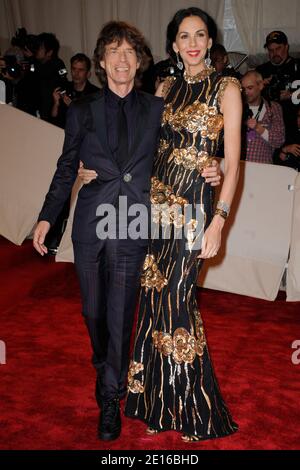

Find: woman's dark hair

[93,21,150,85]
[166,7,218,62]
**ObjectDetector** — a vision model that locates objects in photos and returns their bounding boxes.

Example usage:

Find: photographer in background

[210,44,241,79]
[34,32,66,122]
[273,105,300,171]
[0,28,38,114]
[0,54,20,105]
[153,56,181,90]
[51,53,99,128]
[256,31,300,136]
[241,70,285,164]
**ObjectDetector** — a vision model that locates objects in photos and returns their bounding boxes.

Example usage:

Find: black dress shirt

[104,86,138,161]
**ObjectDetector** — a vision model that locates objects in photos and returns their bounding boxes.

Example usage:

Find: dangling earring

[205,49,211,67]
[176,52,183,70]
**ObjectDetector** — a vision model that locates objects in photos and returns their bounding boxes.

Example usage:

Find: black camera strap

[254,99,264,121]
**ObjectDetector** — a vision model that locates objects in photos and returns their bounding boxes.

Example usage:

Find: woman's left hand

[197,219,222,259]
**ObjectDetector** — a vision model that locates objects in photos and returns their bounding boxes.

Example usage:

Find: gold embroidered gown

[125,68,240,439]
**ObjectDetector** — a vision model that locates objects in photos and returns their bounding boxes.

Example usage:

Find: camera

[154,58,182,83]
[0,29,38,80]
[264,73,292,101]
[0,55,22,79]
[58,67,68,78]
[57,68,69,95]
[57,68,75,99]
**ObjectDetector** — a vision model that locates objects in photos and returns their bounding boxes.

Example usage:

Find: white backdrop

[232,0,300,55]
[2,0,300,80]
[2,0,300,65]
[0,0,224,66]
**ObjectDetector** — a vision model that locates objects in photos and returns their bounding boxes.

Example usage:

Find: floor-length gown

[125,67,240,439]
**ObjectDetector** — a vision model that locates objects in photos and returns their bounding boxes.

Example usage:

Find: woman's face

[173,15,212,73]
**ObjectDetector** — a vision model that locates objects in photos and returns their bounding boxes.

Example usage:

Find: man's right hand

[33,221,51,256]
[52,87,62,105]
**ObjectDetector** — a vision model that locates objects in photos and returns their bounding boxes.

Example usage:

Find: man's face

[71,60,89,86]
[35,45,52,63]
[100,39,140,90]
[241,76,263,105]
[267,43,289,65]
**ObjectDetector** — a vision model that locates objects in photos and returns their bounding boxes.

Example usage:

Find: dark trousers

[73,239,146,403]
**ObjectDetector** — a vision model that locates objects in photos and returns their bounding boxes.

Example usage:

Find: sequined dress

[125,68,240,439]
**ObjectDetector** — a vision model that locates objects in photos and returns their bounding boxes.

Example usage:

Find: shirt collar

[104,86,136,107]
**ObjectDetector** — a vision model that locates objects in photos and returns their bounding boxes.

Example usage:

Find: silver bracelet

[216,200,230,216]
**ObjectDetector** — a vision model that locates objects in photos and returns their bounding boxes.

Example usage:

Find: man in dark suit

[33,21,164,442]
[33,21,220,441]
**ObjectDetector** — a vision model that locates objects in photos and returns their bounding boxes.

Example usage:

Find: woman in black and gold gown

[125,8,242,441]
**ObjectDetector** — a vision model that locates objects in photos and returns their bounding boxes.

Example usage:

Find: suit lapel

[126,92,151,166]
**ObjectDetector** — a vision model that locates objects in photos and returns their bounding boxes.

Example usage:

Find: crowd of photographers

[208,32,300,171]
[254,31,300,171]
[0,29,100,127]
[1,27,299,171]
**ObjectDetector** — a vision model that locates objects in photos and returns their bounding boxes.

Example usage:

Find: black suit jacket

[38,89,164,244]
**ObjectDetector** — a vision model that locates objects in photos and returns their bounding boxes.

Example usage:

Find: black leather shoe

[98,397,121,441]
[96,376,127,407]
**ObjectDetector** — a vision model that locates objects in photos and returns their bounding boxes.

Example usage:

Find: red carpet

[0,236,299,450]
